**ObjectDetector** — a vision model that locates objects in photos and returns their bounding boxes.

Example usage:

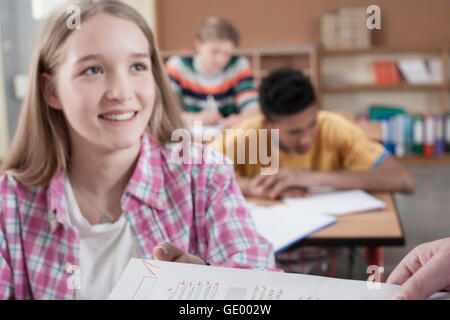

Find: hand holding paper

[154,242,208,265]
[387,237,450,299]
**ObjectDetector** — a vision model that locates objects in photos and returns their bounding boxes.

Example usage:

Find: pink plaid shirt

[0,132,276,299]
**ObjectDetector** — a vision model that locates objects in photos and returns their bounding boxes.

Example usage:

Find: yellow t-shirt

[209,111,388,177]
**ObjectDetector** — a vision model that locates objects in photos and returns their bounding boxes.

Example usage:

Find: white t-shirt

[64,176,144,299]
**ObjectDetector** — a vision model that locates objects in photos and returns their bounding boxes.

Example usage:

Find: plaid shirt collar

[47,132,169,232]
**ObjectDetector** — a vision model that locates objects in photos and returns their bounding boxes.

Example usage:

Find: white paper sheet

[249,204,336,253]
[284,189,387,216]
[108,259,450,300]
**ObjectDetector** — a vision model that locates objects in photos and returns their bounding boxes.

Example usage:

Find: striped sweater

[165,55,258,117]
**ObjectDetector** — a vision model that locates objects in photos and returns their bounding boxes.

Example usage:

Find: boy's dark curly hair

[259,67,316,121]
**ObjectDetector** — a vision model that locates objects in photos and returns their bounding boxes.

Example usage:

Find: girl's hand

[153,242,209,265]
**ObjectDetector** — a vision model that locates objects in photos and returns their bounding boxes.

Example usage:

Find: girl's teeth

[100,112,136,121]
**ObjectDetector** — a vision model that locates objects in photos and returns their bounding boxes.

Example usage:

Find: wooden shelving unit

[318,46,450,116]
[398,153,450,165]
[320,46,443,56]
[236,45,316,82]
[323,83,444,93]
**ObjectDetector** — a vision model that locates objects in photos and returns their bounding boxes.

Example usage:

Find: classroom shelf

[397,153,450,165]
[320,46,443,56]
[235,45,316,56]
[323,83,445,93]
[319,45,450,116]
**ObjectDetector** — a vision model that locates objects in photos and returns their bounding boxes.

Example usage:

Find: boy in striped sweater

[165,16,260,129]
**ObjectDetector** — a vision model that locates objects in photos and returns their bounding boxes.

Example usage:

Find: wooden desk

[246,192,404,270]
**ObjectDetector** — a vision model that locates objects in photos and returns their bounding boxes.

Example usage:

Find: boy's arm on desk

[247,157,415,201]
[312,157,415,194]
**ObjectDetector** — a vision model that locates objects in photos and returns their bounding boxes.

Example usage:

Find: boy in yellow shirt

[210,67,415,275]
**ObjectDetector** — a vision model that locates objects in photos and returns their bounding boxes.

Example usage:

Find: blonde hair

[196,16,240,46]
[0,0,185,186]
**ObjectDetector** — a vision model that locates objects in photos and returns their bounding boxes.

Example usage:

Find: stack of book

[367,106,449,157]
[321,7,371,49]
[321,13,338,49]
[373,61,400,84]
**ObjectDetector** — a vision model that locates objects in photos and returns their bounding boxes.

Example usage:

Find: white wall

[121,0,158,45]
[0,26,9,160]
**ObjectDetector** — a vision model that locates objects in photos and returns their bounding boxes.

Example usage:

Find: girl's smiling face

[46,13,155,153]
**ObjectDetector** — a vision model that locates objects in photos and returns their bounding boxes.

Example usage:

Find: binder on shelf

[369,106,405,121]
[423,115,436,157]
[413,115,424,155]
[393,115,405,157]
[445,113,450,152]
[403,114,414,155]
[386,117,396,155]
[434,115,445,156]
[380,118,390,152]
[364,109,446,158]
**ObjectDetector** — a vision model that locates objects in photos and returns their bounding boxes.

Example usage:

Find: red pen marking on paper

[141,260,160,276]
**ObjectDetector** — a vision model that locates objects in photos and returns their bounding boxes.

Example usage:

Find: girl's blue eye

[132,63,146,71]
[84,66,101,75]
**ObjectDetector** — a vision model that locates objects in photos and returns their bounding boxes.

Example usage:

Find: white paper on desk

[284,189,387,216]
[108,259,450,300]
[249,204,336,253]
